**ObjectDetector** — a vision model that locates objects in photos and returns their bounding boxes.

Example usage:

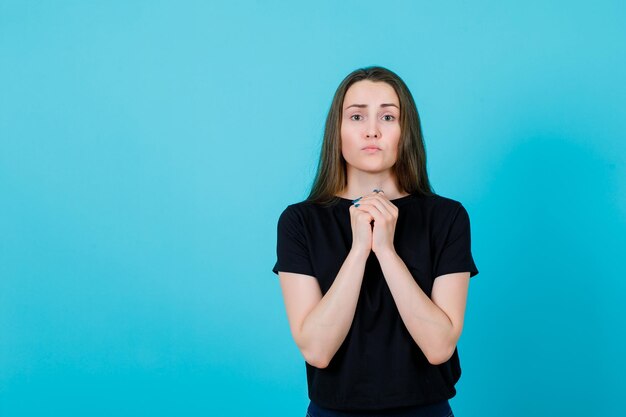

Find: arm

[278,248,369,369]
[376,249,470,365]
[351,192,472,365]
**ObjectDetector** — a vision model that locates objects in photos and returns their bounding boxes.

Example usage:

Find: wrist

[375,247,398,262]
[349,245,371,260]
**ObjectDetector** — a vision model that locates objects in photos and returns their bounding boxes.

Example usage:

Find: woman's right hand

[349,193,374,255]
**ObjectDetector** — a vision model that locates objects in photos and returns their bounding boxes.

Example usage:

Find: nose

[366,120,380,138]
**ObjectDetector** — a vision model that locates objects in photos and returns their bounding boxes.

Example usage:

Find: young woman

[272,66,479,417]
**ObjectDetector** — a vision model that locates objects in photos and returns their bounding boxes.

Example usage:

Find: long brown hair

[306,66,434,207]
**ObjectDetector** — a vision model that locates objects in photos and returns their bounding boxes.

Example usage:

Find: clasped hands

[349,189,399,255]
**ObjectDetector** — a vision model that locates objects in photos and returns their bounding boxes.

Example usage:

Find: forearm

[300,248,369,368]
[376,249,456,365]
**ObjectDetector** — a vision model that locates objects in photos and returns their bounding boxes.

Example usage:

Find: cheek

[381,122,399,140]
[340,127,358,150]
[389,130,402,158]
[391,127,402,146]
[340,123,353,138]
[388,124,401,137]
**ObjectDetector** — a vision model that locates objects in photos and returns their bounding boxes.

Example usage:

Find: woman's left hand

[353,190,399,255]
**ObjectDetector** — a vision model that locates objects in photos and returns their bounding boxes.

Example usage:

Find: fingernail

[351,197,362,203]
[373,189,380,193]
[354,203,360,207]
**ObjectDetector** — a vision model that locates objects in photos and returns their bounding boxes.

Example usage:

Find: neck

[338,170,407,200]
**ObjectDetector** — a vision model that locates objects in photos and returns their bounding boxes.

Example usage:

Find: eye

[350,114,363,121]
[382,115,396,121]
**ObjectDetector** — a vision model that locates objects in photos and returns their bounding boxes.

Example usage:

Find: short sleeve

[433,204,479,279]
[271,205,315,277]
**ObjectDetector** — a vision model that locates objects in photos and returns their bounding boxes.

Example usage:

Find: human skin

[278,80,470,368]
[338,80,407,202]
[353,191,470,365]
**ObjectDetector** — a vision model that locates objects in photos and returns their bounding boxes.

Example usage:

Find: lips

[362,147,381,154]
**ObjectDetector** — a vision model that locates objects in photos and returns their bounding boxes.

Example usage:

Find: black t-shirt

[272,193,479,411]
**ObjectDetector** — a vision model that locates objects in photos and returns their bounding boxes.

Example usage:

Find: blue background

[1,1,625,416]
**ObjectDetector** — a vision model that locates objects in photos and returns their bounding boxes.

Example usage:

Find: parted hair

[306,66,434,207]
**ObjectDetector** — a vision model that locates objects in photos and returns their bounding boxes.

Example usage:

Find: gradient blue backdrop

[1,1,625,416]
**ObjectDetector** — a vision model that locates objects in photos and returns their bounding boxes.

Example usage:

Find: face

[340,80,401,175]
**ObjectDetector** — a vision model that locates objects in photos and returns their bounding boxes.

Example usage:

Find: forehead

[343,80,399,106]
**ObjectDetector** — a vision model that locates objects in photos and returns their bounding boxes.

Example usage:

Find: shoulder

[276,202,303,225]
[416,193,464,215]
[278,200,316,218]
[420,193,460,207]
[278,197,341,218]
[415,193,471,230]
[276,199,321,228]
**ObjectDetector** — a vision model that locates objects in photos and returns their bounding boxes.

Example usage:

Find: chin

[357,166,393,174]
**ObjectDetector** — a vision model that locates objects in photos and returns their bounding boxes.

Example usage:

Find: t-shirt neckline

[335,194,414,204]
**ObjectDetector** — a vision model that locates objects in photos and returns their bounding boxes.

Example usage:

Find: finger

[364,190,390,204]
[359,195,396,219]
[355,202,385,224]
[354,191,397,216]
[372,190,402,213]
[351,203,373,221]
[371,193,401,215]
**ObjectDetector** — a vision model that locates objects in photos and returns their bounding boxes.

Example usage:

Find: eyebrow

[344,103,399,110]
